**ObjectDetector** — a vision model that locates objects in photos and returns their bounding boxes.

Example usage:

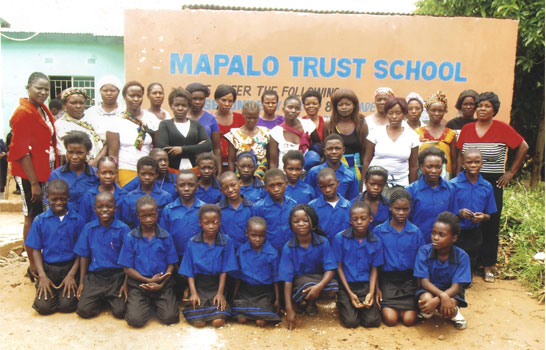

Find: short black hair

[122,81,144,98]
[389,188,412,206]
[247,216,266,230]
[462,147,482,159]
[242,101,260,115]
[418,147,447,166]
[302,89,322,104]
[27,72,49,86]
[282,150,305,167]
[176,169,198,182]
[264,168,286,184]
[47,179,69,195]
[261,90,279,102]
[186,82,211,97]
[94,191,115,206]
[384,96,408,115]
[196,152,217,167]
[63,130,92,152]
[48,99,62,110]
[214,84,237,101]
[365,165,388,183]
[168,87,192,106]
[350,201,372,216]
[147,82,164,94]
[323,133,344,148]
[136,195,157,212]
[435,211,461,236]
[455,89,479,110]
[218,171,238,185]
[97,156,117,170]
[149,148,168,158]
[317,167,336,182]
[198,203,221,220]
[283,95,301,106]
[136,156,159,173]
[476,91,500,116]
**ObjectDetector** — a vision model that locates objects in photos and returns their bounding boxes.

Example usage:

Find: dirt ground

[0,256,543,350]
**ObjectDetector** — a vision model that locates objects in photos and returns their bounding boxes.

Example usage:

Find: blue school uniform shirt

[405,176,454,243]
[240,178,266,203]
[309,194,351,242]
[25,208,85,264]
[218,196,254,249]
[117,225,178,278]
[352,192,390,232]
[179,232,238,277]
[78,184,127,223]
[195,178,223,204]
[304,161,359,201]
[123,172,178,201]
[48,164,100,214]
[159,198,205,257]
[285,179,316,204]
[414,244,471,288]
[119,185,173,228]
[251,194,298,252]
[233,240,279,285]
[373,220,425,272]
[279,233,337,282]
[332,228,384,283]
[449,171,497,230]
[73,218,130,272]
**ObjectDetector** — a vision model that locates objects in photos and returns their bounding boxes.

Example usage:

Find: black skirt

[379,270,418,311]
[292,274,339,304]
[232,282,281,322]
[182,274,232,324]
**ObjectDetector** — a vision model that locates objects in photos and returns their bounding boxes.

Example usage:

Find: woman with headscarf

[365,87,395,132]
[85,75,124,121]
[106,81,159,186]
[55,87,106,167]
[415,91,457,179]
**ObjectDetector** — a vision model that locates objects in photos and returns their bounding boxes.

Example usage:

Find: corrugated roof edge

[180,4,414,15]
[0,29,122,37]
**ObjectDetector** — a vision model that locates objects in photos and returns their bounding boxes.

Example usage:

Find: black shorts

[15,177,47,217]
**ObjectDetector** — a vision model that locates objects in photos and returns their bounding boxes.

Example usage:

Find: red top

[218,112,245,163]
[302,115,325,141]
[8,98,58,182]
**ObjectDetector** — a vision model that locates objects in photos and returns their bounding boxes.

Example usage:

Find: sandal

[484,271,495,283]
[306,302,318,316]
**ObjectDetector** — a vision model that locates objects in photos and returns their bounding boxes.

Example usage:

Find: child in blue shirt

[123,148,177,201]
[237,152,266,203]
[414,212,471,330]
[252,169,298,252]
[352,166,390,232]
[25,179,85,315]
[305,134,359,201]
[333,202,383,328]
[309,167,351,242]
[74,192,131,319]
[280,204,338,330]
[406,147,454,243]
[450,148,497,273]
[232,217,281,326]
[78,156,127,223]
[117,196,180,328]
[119,156,172,228]
[195,152,223,204]
[374,189,425,327]
[218,171,253,249]
[49,131,99,214]
[179,204,238,328]
[283,150,315,204]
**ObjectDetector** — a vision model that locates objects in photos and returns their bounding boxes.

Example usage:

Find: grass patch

[497,180,545,302]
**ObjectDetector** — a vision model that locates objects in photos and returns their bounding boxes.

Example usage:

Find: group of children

[25,128,497,331]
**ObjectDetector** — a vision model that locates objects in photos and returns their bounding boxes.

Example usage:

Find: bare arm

[408,146,419,184]
[361,140,375,181]
[227,143,236,172]
[449,139,457,178]
[269,138,279,169]
[497,140,529,188]
[211,131,223,175]
[106,131,120,164]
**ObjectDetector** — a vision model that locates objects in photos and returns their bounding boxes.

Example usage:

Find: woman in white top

[269,96,321,169]
[146,83,172,121]
[362,96,419,187]
[106,81,159,186]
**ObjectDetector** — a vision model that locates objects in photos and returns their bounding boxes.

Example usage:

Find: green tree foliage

[416,0,545,176]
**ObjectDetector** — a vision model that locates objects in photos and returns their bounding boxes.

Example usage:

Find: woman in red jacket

[8,72,59,279]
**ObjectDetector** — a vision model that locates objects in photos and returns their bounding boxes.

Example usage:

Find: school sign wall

[124,9,518,122]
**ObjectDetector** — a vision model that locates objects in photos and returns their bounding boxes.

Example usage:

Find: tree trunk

[530,98,544,187]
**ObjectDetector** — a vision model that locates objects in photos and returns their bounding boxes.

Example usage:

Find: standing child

[232,217,282,326]
[195,152,223,204]
[258,90,284,129]
[252,169,298,253]
[25,179,84,315]
[119,156,172,228]
[218,171,253,249]
[283,150,316,204]
[374,189,425,327]
[280,205,338,329]
[237,152,266,203]
[352,166,390,232]
[123,148,177,201]
[117,196,180,327]
[450,148,497,272]
[179,204,238,327]
[333,202,383,328]
[309,168,351,242]
[49,130,99,213]
[79,156,127,223]
[414,212,471,330]
[406,147,454,243]
[74,192,130,319]
[305,134,359,201]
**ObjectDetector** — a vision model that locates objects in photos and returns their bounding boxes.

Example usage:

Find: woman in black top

[156,88,212,170]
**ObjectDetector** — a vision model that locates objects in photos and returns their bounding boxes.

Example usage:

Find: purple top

[257,114,285,129]
[196,111,219,137]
